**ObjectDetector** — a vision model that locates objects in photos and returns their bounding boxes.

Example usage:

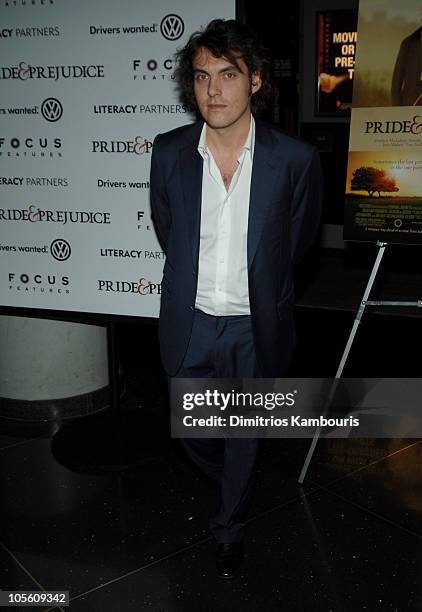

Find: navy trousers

[172,308,263,544]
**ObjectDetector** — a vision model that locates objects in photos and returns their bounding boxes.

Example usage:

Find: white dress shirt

[194,115,255,316]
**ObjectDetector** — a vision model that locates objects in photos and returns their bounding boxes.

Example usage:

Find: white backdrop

[0,0,235,317]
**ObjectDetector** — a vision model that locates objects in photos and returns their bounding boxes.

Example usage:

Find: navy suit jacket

[150,117,323,377]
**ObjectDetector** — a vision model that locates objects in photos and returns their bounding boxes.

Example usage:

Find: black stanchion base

[51,407,170,474]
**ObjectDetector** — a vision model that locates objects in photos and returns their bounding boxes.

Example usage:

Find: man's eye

[195,73,208,81]
[225,72,236,79]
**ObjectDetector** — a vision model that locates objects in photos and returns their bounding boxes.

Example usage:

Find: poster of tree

[343,0,422,244]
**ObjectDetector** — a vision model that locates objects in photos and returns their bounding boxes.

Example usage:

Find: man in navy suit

[150,19,322,578]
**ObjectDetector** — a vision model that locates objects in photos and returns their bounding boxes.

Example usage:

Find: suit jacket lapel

[179,121,203,272]
[247,120,279,269]
[179,118,279,274]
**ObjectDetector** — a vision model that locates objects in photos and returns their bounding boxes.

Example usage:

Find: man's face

[192,47,262,130]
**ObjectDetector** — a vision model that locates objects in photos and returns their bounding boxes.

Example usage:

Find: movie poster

[344,0,422,244]
[316,10,358,116]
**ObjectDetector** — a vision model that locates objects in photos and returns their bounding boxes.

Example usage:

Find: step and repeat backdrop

[0,0,234,317]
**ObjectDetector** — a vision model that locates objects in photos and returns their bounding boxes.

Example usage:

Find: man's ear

[250,71,262,94]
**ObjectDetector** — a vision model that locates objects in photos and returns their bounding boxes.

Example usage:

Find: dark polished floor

[0,248,421,611]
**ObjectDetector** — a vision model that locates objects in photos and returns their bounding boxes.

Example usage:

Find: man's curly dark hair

[174,19,272,116]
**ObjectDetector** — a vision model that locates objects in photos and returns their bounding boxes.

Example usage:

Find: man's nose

[207,75,221,97]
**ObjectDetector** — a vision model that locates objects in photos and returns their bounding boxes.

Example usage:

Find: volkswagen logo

[41,97,63,122]
[160,14,184,41]
[50,238,71,261]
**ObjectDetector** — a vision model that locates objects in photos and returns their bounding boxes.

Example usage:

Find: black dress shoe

[216,542,244,579]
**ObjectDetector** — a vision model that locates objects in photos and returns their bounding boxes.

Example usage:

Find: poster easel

[298,240,422,484]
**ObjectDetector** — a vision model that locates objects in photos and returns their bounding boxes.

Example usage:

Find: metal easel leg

[298,242,388,484]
